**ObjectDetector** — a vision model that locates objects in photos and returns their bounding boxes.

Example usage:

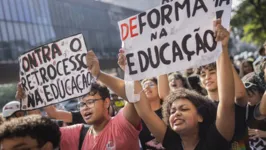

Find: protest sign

[118,0,231,81]
[19,34,93,110]
[162,0,232,29]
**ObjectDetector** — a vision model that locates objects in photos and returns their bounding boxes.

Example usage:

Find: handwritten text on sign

[162,0,232,29]
[118,0,228,81]
[19,34,92,110]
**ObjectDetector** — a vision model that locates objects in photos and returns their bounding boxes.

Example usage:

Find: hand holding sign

[86,50,100,78]
[16,83,26,100]
[214,19,230,47]
[117,49,127,72]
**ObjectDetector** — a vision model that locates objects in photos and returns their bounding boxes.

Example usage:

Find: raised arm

[86,50,140,127]
[158,74,170,100]
[86,51,127,100]
[44,106,73,123]
[133,80,167,142]
[215,19,235,141]
[232,65,247,107]
[259,91,266,117]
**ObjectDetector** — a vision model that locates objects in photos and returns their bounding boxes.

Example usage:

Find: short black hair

[0,115,61,148]
[86,82,110,100]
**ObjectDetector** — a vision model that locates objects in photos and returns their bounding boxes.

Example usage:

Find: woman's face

[247,90,262,106]
[243,62,253,75]
[169,79,184,91]
[169,98,202,134]
[143,80,159,100]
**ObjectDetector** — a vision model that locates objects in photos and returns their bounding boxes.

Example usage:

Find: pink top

[60,109,141,150]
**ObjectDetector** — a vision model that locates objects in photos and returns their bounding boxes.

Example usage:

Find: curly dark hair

[85,82,110,100]
[196,62,216,75]
[0,115,61,148]
[162,88,217,138]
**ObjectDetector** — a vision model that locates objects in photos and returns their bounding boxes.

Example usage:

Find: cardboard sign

[118,0,231,81]
[161,0,232,29]
[19,34,93,110]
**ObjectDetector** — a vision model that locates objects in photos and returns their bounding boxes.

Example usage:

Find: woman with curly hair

[130,20,235,150]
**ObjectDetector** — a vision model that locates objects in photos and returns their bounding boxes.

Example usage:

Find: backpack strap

[79,124,90,150]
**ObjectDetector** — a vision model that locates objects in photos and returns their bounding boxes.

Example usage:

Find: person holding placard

[119,19,235,150]
[196,45,250,148]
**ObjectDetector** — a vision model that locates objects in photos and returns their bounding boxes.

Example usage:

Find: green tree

[231,0,266,46]
[0,83,17,111]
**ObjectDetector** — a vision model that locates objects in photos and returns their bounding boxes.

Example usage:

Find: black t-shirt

[139,108,164,150]
[71,111,86,124]
[162,124,230,150]
[214,102,250,150]
[247,105,266,149]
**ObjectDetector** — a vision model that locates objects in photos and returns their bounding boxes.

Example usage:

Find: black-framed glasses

[77,98,102,110]
[244,82,257,89]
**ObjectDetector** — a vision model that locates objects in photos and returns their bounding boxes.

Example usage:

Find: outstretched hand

[214,19,230,47]
[15,83,25,100]
[117,49,127,72]
[86,50,100,77]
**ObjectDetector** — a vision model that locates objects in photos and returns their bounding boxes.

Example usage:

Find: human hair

[86,82,110,100]
[242,72,265,96]
[0,114,3,125]
[162,88,216,138]
[196,62,216,75]
[0,115,61,148]
[141,77,158,85]
[168,73,192,89]
[240,59,254,77]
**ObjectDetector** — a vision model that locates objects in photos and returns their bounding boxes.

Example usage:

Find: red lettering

[121,23,129,41]
[129,16,139,38]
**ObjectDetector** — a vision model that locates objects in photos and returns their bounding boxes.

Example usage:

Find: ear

[40,142,53,150]
[104,98,111,109]
[197,114,203,123]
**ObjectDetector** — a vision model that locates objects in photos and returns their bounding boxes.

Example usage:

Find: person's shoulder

[60,124,83,131]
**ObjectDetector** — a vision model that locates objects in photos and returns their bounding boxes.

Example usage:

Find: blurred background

[0,0,265,110]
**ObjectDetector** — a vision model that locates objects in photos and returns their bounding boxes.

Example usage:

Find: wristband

[125,81,140,103]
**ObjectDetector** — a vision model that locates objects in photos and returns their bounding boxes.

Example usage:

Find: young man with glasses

[59,52,142,149]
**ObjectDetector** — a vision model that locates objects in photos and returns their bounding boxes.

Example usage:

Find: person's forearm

[133,81,153,119]
[216,44,235,141]
[260,92,266,116]
[98,71,127,100]
[217,46,235,107]
[44,106,72,123]
[158,74,170,100]
[232,65,247,106]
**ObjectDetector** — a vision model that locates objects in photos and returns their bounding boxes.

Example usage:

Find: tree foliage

[231,0,266,46]
[0,83,17,111]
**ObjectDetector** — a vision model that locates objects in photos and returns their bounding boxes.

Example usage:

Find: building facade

[0,0,138,83]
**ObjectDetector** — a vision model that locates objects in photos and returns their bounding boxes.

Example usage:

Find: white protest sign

[19,34,93,110]
[118,0,228,81]
[161,0,232,29]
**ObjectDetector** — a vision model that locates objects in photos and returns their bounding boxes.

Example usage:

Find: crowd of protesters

[0,20,266,150]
